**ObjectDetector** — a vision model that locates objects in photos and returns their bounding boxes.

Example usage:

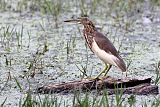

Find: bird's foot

[81,77,99,81]
[82,76,106,81]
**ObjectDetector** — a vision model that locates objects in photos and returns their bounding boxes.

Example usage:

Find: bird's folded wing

[94,31,119,57]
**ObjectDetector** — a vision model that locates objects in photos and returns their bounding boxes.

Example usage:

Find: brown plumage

[93,31,126,72]
[64,17,126,77]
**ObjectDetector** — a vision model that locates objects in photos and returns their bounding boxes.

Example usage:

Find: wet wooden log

[37,76,158,95]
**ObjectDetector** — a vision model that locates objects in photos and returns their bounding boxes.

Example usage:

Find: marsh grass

[43,0,63,28]
[79,0,103,16]
[0,25,15,52]
[27,30,31,48]
[76,64,88,78]
[3,85,159,107]
[1,68,160,107]
[17,0,28,12]
[26,48,46,78]
[66,33,77,61]
[127,95,136,107]
[75,42,90,78]
[0,25,25,52]
[0,0,7,11]
[14,76,23,91]
[15,24,24,51]
[4,55,12,66]
[151,96,160,107]
[19,93,63,107]
[79,0,88,16]
[0,72,12,93]
[151,0,160,6]
[90,0,102,14]
[105,0,143,34]
[154,61,160,85]
[0,97,7,107]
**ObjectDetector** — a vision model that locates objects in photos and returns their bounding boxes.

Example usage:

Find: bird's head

[64,17,95,29]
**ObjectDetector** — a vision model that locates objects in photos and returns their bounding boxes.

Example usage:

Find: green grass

[154,61,160,85]
[43,0,63,28]
[2,72,160,107]
[0,88,159,107]
[2,74,160,107]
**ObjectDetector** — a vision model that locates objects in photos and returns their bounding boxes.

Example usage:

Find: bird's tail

[114,55,126,72]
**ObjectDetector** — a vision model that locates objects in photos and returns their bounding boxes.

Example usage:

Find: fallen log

[37,76,158,95]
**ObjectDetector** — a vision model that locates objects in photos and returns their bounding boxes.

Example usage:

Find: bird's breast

[84,33,94,50]
[91,39,118,66]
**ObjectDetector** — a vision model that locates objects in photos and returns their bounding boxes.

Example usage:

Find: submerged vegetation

[0,0,160,106]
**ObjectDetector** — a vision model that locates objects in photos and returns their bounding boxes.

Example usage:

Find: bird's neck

[84,25,96,33]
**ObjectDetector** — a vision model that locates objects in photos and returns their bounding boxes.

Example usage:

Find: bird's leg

[104,64,112,76]
[95,64,109,79]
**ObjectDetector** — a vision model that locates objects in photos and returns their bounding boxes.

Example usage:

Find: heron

[64,17,126,79]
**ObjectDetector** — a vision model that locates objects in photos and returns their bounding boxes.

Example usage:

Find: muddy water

[0,0,160,106]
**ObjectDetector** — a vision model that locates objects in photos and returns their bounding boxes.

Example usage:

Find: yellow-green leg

[95,64,112,79]
[104,64,112,76]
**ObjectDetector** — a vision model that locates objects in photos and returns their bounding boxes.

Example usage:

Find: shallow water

[0,0,160,106]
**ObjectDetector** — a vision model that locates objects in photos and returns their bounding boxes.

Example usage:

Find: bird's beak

[64,19,81,24]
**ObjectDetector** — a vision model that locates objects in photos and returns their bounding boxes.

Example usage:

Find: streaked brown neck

[83,24,96,33]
